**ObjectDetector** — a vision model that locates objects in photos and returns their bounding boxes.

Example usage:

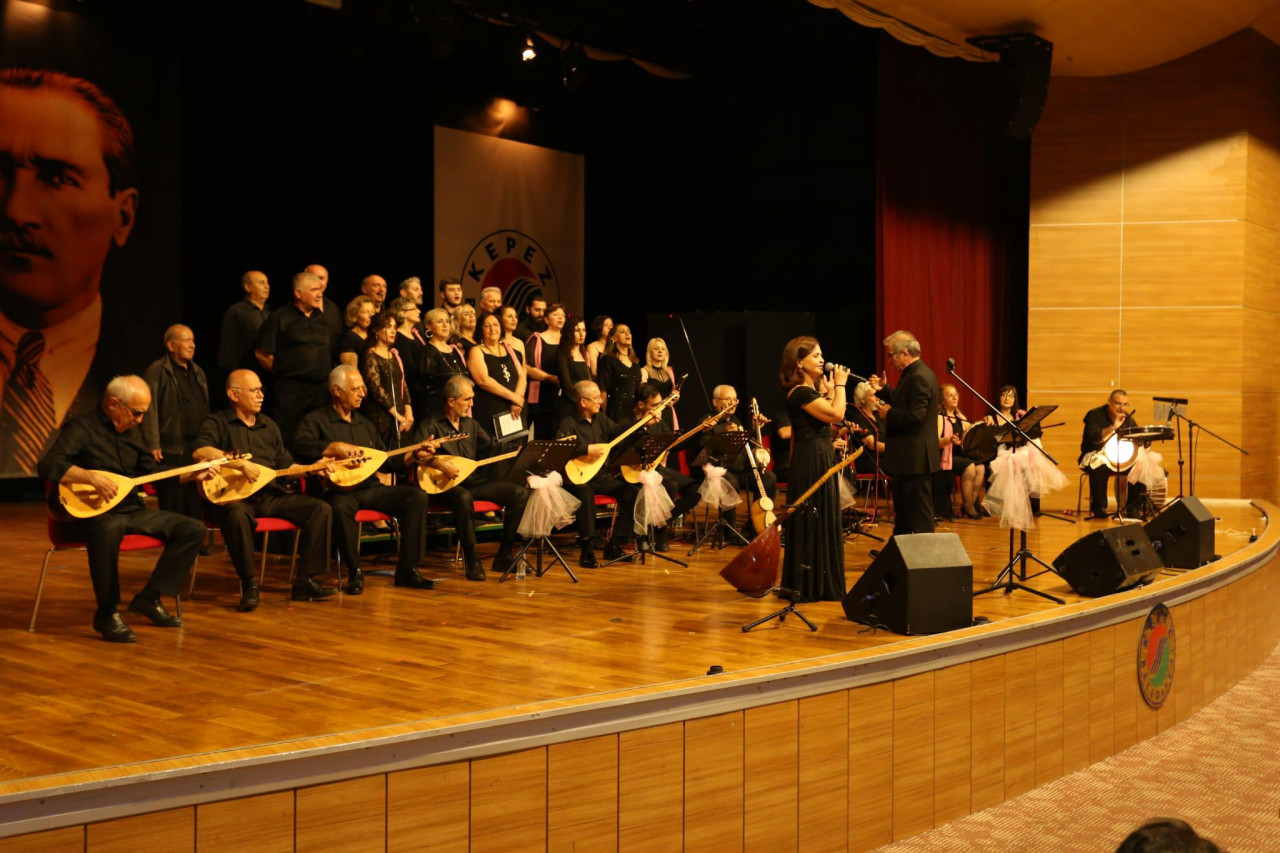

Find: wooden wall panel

[0,827,82,853]
[1121,222,1245,307]
[470,749,547,853]
[848,681,894,851]
[1027,309,1121,389]
[969,655,1006,812]
[745,701,798,853]
[548,735,618,853]
[1246,134,1280,233]
[619,722,683,853]
[1122,134,1247,223]
[1088,625,1116,764]
[1119,308,1243,395]
[798,693,848,853]
[296,776,384,853]
[197,791,293,853]
[892,672,935,840]
[1062,633,1092,774]
[388,763,469,853]
[1033,642,1065,788]
[1243,220,1280,312]
[932,663,972,825]
[1028,226,1122,308]
[684,712,744,852]
[1003,648,1037,799]
[1029,76,1126,225]
[1181,596,1206,722]
[1113,618,1140,752]
[87,808,193,853]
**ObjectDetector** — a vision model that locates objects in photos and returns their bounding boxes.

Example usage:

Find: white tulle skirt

[1128,447,1167,489]
[698,463,741,510]
[982,440,1067,530]
[634,469,674,535]
[518,471,582,538]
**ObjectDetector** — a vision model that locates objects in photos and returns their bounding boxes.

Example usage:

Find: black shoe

[464,558,487,582]
[237,579,260,613]
[93,611,136,643]
[198,544,213,557]
[604,541,633,563]
[344,568,364,596]
[1090,511,1112,520]
[394,569,436,590]
[962,506,981,520]
[868,548,882,559]
[579,548,599,569]
[128,592,182,627]
[654,529,670,552]
[292,575,337,602]
[492,549,516,577]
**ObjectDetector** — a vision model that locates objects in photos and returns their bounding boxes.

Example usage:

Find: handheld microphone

[824,363,869,384]
[946,357,956,374]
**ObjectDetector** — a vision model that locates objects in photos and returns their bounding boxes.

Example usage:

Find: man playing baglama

[414,376,530,581]
[621,381,700,551]
[38,375,209,643]
[193,370,335,610]
[555,379,641,568]
[292,365,438,595]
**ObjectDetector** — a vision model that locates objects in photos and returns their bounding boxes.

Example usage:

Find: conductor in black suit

[873,330,941,535]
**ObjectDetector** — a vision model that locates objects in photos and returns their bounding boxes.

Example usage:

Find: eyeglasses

[234,387,265,396]
[128,408,147,419]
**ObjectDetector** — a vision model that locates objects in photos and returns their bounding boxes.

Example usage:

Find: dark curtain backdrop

[875,36,1030,417]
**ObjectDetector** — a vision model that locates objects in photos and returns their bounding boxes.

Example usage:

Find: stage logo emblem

[1137,603,1175,708]
[462,230,560,317]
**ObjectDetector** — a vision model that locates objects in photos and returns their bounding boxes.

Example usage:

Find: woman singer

[468,311,526,437]
[525,303,566,439]
[557,316,592,420]
[359,310,413,450]
[597,323,642,422]
[639,337,680,432]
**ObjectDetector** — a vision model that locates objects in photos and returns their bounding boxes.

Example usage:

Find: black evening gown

[473,347,524,438]
[780,385,845,602]
[598,353,642,421]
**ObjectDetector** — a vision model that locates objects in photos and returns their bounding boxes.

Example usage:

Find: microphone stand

[1168,410,1247,496]
[947,363,1064,605]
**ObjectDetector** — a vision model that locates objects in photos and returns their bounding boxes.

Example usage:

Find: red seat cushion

[255,517,299,533]
[594,495,617,507]
[119,534,165,551]
[472,501,501,513]
[355,509,393,523]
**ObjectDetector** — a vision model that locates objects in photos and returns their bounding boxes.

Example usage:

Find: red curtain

[875,35,1028,419]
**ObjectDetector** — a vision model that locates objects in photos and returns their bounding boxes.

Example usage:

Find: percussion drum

[960,424,1001,464]
[1100,433,1138,471]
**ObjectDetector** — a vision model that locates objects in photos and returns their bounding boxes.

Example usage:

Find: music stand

[603,434,689,569]
[500,439,580,583]
[688,431,752,555]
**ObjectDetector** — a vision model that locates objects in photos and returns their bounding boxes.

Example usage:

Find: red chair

[451,500,505,563]
[332,509,399,582]
[192,514,302,596]
[31,517,178,633]
[594,494,618,539]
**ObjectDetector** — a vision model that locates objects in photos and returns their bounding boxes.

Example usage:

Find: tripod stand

[688,430,753,556]
[604,523,689,568]
[504,535,578,583]
[972,526,1064,604]
[741,586,817,633]
[497,439,580,584]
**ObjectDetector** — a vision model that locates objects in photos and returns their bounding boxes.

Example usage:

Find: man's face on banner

[0,86,138,328]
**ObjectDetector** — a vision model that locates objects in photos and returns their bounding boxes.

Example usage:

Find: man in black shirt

[303,263,345,345]
[38,375,209,643]
[293,365,437,594]
[142,324,210,522]
[415,376,530,581]
[218,271,271,377]
[696,384,777,539]
[514,295,547,343]
[193,369,335,610]
[555,379,641,567]
[1079,389,1146,519]
[256,271,334,442]
[360,274,387,312]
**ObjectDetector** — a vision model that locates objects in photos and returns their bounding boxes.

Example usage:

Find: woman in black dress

[418,307,469,421]
[557,316,592,420]
[639,336,679,432]
[467,312,526,438]
[779,336,850,602]
[524,303,565,439]
[338,295,376,367]
[450,303,479,355]
[586,314,612,377]
[597,323,642,421]
[359,311,413,449]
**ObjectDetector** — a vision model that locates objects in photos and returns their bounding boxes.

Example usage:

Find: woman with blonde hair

[937,383,985,520]
[450,303,479,354]
[338,295,377,367]
[639,337,680,431]
[418,307,469,420]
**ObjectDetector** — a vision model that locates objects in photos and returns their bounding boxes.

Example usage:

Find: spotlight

[521,36,536,62]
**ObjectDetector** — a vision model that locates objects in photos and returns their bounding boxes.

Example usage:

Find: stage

[0,499,1276,850]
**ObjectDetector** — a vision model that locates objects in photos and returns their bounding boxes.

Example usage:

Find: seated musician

[849,381,885,475]
[193,370,335,610]
[697,384,778,538]
[937,383,985,520]
[1079,388,1146,519]
[619,381,700,552]
[413,376,530,582]
[292,365,437,594]
[38,376,210,643]
[555,379,641,568]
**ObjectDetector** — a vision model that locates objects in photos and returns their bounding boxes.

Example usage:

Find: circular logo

[460,230,560,318]
[1137,603,1175,708]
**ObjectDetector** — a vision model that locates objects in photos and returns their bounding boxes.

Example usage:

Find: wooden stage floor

[0,499,1264,798]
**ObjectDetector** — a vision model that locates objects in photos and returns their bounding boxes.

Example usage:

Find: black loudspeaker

[1144,496,1215,568]
[968,33,1053,140]
[1053,523,1164,597]
[843,533,972,634]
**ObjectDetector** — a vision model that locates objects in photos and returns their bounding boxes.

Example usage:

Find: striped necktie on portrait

[0,331,57,475]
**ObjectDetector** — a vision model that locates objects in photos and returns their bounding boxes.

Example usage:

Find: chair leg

[1076,472,1086,517]
[30,547,57,632]
[288,530,301,585]
[259,531,271,586]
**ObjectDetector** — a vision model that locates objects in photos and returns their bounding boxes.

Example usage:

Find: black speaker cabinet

[967,32,1053,140]
[1053,523,1164,597]
[843,533,972,635]
[1144,496,1215,568]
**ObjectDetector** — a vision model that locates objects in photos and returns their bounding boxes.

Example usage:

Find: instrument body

[960,423,1003,463]
[201,457,352,505]
[417,449,519,494]
[750,398,771,469]
[565,391,678,485]
[1100,432,1138,471]
[618,404,735,484]
[323,434,466,491]
[53,455,238,520]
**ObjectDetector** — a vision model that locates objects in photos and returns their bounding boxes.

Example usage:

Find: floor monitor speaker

[1144,496,1215,568]
[842,533,972,634]
[1053,523,1163,597]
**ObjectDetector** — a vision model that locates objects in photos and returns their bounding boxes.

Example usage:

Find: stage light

[521,36,536,62]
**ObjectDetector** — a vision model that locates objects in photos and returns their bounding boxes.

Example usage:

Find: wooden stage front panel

[0,499,1277,850]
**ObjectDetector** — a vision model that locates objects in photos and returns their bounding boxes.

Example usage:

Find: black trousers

[65,506,205,616]
[891,472,935,536]
[431,479,530,556]
[155,478,203,521]
[209,492,332,581]
[326,484,428,573]
[568,475,638,543]
[1088,466,1148,515]
[273,378,330,446]
[723,468,778,537]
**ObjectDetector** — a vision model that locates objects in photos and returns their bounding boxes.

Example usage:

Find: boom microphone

[946,357,956,374]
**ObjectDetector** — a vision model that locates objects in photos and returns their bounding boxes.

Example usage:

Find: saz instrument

[618,403,736,484]
[745,398,776,533]
[751,398,771,469]
[323,434,468,491]
[201,457,358,505]
[52,455,242,520]
[418,448,521,494]
[565,391,679,485]
[720,449,862,597]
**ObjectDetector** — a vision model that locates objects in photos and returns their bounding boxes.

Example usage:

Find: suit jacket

[879,359,941,476]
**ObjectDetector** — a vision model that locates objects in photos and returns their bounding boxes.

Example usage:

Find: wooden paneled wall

[1028,30,1280,505]
[5,558,1276,853]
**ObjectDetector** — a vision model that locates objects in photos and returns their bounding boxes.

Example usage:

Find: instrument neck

[134,457,225,487]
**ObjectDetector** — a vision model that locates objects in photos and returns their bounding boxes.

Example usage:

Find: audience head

[163,323,195,365]
[101,375,150,432]
[241,271,269,304]
[345,295,376,331]
[478,286,502,313]
[226,369,265,415]
[398,276,423,305]
[359,274,387,307]
[438,276,462,307]
[1115,818,1221,853]
[779,336,821,389]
